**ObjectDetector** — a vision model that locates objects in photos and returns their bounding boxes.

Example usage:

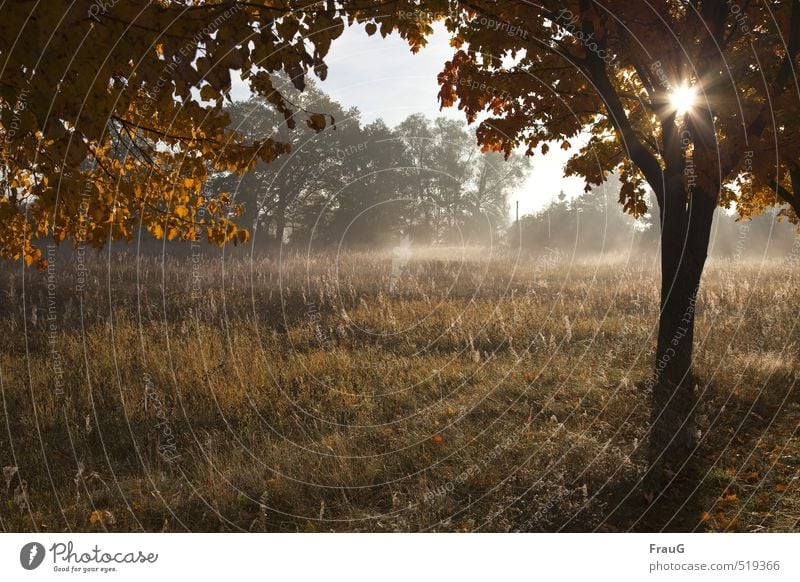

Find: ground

[1,247,798,532]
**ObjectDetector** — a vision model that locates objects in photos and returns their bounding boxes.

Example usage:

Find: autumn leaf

[89,509,116,527]
[200,85,220,102]
[741,471,759,482]
[306,113,327,132]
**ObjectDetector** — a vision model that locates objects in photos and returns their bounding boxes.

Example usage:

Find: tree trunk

[274,217,285,248]
[649,178,716,477]
[273,200,286,251]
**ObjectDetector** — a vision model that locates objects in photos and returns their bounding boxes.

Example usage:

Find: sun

[669,84,697,115]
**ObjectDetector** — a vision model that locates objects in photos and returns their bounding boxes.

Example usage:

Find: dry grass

[0,247,798,532]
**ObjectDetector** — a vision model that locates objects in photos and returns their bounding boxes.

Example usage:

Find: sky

[230,23,587,218]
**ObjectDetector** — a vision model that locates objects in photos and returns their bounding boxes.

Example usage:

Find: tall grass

[0,247,797,532]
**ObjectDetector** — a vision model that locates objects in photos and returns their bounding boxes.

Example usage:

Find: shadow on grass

[600,372,798,532]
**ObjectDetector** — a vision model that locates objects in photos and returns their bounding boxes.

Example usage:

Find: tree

[417,0,800,481]
[213,78,360,249]
[511,176,646,254]
[0,1,433,265]
[396,114,529,243]
[309,118,415,249]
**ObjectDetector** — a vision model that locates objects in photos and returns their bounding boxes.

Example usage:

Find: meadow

[0,247,798,532]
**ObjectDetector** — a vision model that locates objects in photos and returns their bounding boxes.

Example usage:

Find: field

[1,247,798,532]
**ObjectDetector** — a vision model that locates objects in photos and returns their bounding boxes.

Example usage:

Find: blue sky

[231,23,587,218]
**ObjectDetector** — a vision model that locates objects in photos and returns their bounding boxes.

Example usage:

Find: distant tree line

[509,176,798,258]
[124,76,796,259]
[209,77,530,251]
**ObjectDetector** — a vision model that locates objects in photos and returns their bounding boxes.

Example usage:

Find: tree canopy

[433,1,799,223]
[0,1,432,267]
[214,87,529,249]
[2,1,797,269]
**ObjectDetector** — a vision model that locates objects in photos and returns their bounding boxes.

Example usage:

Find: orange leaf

[89,509,115,526]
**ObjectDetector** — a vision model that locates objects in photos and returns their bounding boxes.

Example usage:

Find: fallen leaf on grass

[89,509,115,527]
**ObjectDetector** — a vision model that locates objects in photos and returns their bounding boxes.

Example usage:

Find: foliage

[0,1,434,266]
[509,176,647,253]
[212,88,530,248]
[393,114,529,245]
[511,184,798,257]
[4,1,795,268]
[210,77,361,247]
[432,0,800,226]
